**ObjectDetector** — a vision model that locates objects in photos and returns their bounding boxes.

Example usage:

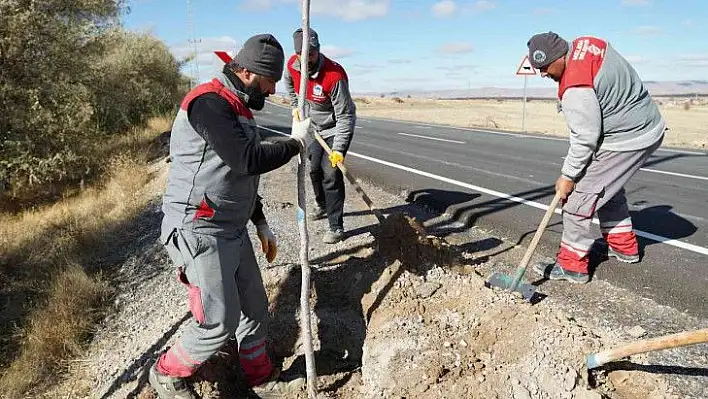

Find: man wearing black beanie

[150,34,314,398]
[527,31,666,284]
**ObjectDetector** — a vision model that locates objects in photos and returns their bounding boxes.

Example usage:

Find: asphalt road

[255,102,708,319]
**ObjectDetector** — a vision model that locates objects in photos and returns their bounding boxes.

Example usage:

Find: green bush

[0,0,187,206]
[91,29,188,134]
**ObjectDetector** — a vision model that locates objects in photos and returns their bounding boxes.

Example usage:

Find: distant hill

[343,80,708,99]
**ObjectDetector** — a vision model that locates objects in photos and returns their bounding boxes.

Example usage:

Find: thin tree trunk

[296,1,317,397]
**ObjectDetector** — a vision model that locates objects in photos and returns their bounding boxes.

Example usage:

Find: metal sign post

[516,55,537,133]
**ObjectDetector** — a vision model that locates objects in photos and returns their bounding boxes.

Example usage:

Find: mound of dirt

[359,265,670,399]
[375,212,458,270]
[163,213,670,399]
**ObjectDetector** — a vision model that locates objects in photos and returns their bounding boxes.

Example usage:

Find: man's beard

[244,81,266,110]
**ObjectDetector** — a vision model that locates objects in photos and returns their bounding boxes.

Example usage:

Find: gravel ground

[41,148,707,399]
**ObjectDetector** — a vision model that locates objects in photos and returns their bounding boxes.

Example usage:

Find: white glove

[256,223,277,263]
[291,117,313,149]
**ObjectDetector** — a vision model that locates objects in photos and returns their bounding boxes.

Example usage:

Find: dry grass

[354,97,708,149]
[0,116,172,398]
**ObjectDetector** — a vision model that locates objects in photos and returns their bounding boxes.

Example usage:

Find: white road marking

[655,148,707,156]
[359,142,545,186]
[258,124,708,256]
[640,168,708,181]
[262,108,708,181]
[266,101,707,155]
[358,115,708,156]
[397,132,465,144]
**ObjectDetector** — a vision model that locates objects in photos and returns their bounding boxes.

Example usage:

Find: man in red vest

[526,32,665,284]
[284,28,357,244]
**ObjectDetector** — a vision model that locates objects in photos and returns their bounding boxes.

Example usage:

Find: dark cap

[527,31,569,69]
[293,28,320,54]
[231,34,285,81]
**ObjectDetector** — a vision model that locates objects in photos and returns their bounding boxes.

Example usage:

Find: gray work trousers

[558,135,663,273]
[155,227,271,382]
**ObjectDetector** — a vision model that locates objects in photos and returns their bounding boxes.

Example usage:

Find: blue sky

[122,0,708,94]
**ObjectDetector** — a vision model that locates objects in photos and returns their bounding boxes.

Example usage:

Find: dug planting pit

[374,211,459,270]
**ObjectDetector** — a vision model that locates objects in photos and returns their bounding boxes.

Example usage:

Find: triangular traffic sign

[516,55,537,76]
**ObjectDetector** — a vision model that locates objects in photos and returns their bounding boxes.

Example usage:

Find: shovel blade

[486,271,538,302]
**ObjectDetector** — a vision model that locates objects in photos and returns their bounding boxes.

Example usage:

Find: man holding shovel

[150,34,313,399]
[284,27,357,244]
[527,31,666,284]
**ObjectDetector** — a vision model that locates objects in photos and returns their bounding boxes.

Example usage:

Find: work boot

[247,367,306,398]
[533,261,590,284]
[148,363,196,399]
[310,205,327,220]
[322,228,344,244]
[608,247,640,263]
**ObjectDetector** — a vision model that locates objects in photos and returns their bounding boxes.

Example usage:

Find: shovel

[586,327,708,370]
[486,191,562,301]
[310,133,386,224]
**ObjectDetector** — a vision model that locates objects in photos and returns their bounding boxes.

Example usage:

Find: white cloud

[621,0,650,5]
[283,0,390,21]
[171,36,240,62]
[348,63,382,76]
[171,36,241,81]
[467,0,496,13]
[388,58,412,64]
[624,55,648,64]
[437,64,477,71]
[320,45,355,59]
[633,26,662,35]
[678,54,708,67]
[533,7,555,15]
[432,1,457,18]
[240,0,271,11]
[437,42,474,54]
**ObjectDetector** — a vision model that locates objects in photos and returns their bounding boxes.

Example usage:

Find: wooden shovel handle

[312,132,386,224]
[518,191,563,270]
[587,328,708,369]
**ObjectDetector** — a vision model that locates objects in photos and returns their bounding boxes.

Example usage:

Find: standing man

[527,31,666,284]
[284,27,357,244]
[150,34,313,399]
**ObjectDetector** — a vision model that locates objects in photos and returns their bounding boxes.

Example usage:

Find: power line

[187,0,201,88]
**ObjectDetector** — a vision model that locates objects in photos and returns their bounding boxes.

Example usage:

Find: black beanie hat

[293,28,320,54]
[527,31,569,69]
[231,34,285,81]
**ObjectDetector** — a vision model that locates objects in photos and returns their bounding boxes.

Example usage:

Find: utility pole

[187,0,201,88]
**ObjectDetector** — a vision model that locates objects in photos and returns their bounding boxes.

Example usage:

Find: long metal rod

[296,1,318,397]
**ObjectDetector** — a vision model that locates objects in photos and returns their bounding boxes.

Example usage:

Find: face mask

[308,53,320,71]
[244,85,266,110]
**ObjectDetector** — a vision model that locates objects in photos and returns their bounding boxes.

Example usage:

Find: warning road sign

[516,55,537,76]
